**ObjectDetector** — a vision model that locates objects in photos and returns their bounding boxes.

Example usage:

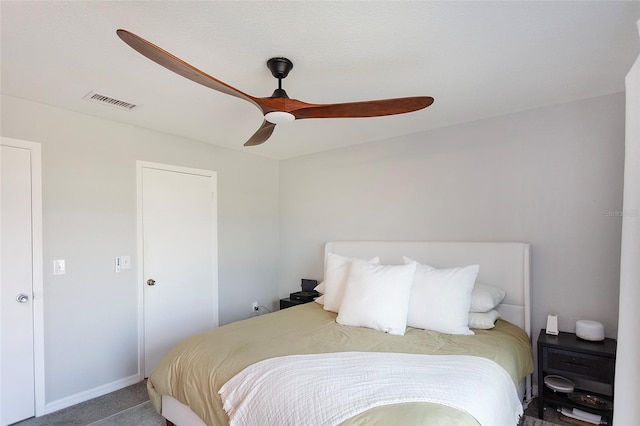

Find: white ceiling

[1,1,639,160]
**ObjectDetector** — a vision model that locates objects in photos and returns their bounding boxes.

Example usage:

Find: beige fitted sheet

[148,302,533,426]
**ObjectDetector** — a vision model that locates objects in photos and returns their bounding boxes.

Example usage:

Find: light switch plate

[114,256,121,273]
[53,259,65,275]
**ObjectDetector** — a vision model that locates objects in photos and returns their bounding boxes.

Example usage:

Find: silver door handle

[16,293,29,303]
[147,279,156,286]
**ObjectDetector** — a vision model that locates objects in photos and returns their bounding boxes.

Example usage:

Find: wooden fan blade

[291,96,434,119]
[117,29,259,109]
[244,120,276,146]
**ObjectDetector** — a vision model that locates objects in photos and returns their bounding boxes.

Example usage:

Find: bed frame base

[161,395,207,426]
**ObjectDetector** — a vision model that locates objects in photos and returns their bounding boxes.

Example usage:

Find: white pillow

[470,283,507,313]
[404,257,479,335]
[336,259,417,335]
[322,253,379,313]
[468,310,502,329]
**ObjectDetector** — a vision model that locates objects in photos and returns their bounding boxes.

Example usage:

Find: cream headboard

[324,241,531,338]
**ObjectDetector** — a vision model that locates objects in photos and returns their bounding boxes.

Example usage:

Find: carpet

[87,401,164,426]
[521,414,565,426]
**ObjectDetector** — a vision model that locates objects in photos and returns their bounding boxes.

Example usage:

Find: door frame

[0,137,45,417]
[136,161,218,379]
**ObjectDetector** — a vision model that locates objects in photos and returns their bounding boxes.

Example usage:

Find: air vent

[83,91,138,110]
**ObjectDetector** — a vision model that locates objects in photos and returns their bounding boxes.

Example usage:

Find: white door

[1,144,35,425]
[139,163,218,377]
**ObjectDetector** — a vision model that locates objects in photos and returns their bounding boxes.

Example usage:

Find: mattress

[147,302,533,426]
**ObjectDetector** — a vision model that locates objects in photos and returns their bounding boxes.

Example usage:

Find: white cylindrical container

[575,320,605,341]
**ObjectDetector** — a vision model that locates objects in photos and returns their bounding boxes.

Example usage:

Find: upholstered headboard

[324,241,531,338]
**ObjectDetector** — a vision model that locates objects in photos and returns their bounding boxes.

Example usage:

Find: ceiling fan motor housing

[270,88,289,98]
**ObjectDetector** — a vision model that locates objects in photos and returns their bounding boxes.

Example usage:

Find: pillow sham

[470,283,507,313]
[336,259,417,335]
[322,253,379,313]
[468,310,502,329]
[404,257,479,335]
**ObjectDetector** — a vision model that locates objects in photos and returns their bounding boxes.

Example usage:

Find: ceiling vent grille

[83,91,138,110]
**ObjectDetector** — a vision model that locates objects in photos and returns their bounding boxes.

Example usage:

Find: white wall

[0,95,279,405]
[0,91,626,409]
[280,93,625,348]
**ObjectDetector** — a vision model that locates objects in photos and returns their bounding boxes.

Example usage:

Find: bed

[148,241,534,426]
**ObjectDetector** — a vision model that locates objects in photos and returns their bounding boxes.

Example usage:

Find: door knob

[147,279,156,286]
[16,293,29,303]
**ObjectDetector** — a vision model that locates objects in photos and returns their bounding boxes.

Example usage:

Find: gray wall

[1,95,280,404]
[279,93,625,348]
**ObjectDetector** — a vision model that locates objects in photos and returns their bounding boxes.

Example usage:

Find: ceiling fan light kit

[264,111,296,125]
[116,29,434,146]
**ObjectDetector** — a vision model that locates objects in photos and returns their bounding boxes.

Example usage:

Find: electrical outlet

[252,302,259,312]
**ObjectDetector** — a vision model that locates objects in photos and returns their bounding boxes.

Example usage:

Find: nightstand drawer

[545,348,614,381]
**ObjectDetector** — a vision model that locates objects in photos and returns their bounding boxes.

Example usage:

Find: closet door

[1,144,35,425]
[138,162,218,377]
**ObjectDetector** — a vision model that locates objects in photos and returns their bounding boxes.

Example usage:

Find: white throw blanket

[219,352,523,426]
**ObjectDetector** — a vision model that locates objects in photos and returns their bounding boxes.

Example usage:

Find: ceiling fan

[116,29,434,146]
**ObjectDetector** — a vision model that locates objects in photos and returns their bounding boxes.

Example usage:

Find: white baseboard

[43,374,141,415]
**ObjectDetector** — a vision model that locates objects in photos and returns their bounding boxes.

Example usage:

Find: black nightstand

[279,298,312,309]
[537,330,616,422]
